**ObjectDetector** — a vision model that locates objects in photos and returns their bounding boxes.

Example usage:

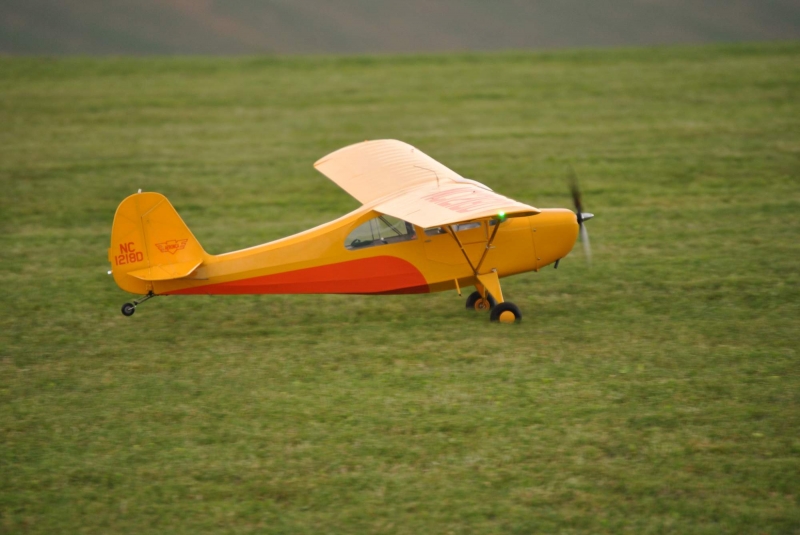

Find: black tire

[121,303,136,317]
[490,302,522,323]
[465,290,497,312]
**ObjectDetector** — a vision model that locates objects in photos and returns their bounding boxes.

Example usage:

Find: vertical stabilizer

[109,192,207,295]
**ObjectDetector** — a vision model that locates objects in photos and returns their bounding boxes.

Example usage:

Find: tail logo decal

[156,239,188,254]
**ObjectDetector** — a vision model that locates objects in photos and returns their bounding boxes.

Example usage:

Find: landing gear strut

[121,292,155,317]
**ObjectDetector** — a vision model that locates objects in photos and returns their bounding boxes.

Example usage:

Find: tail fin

[109,192,208,295]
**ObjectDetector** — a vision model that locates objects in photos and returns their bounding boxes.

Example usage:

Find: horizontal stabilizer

[127,260,202,281]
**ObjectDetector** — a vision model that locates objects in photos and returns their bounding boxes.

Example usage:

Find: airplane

[108,139,593,323]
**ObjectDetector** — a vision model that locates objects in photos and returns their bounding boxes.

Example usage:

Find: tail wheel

[121,303,136,317]
[490,302,522,323]
[466,291,497,312]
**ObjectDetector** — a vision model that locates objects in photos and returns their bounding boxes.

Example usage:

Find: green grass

[1,43,799,534]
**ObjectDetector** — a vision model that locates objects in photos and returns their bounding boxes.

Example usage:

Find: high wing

[374,182,539,228]
[314,139,539,228]
[314,139,493,205]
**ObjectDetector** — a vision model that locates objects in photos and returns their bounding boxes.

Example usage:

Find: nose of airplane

[530,209,580,268]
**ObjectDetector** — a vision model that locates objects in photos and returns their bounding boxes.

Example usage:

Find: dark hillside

[1,0,799,55]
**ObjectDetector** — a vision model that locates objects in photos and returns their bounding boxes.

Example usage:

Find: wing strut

[445,226,475,272]
[475,222,501,274]
[444,219,505,303]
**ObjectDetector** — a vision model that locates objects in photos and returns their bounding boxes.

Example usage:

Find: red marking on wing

[162,256,430,296]
[421,187,500,213]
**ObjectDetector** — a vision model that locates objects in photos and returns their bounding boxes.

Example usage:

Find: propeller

[568,168,593,265]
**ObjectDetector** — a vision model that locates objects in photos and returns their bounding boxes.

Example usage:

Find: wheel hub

[498,310,516,323]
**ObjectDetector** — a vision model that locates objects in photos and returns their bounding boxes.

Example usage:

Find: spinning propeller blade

[579,223,592,265]
[568,167,593,265]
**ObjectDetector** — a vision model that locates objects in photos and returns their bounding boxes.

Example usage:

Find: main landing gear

[121,292,155,317]
[442,219,522,324]
[465,287,522,324]
[489,301,522,324]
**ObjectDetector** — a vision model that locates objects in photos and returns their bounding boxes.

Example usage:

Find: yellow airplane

[109,140,593,323]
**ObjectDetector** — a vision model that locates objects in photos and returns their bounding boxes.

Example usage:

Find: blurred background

[2,0,799,55]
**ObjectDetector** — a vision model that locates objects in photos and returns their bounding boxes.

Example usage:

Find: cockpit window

[345,215,417,250]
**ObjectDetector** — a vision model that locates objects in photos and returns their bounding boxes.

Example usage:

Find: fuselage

[142,206,579,297]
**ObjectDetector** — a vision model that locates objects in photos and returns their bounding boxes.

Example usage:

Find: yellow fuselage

[110,192,579,297]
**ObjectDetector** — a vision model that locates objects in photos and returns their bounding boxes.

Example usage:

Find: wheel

[465,291,497,312]
[490,302,522,323]
[121,303,136,317]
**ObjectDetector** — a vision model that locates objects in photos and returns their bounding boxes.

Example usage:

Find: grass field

[1,42,799,534]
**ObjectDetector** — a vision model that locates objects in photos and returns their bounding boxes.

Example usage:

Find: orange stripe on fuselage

[163,256,430,296]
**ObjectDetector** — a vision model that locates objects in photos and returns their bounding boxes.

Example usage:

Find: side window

[424,227,447,236]
[453,222,481,232]
[345,215,417,250]
[424,220,497,236]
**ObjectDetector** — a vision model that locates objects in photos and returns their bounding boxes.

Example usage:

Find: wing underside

[314,139,490,205]
[314,139,539,227]
[373,183,539,228]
